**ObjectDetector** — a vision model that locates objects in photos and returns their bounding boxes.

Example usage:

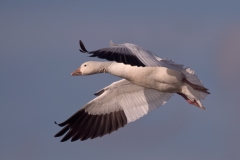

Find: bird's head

[71,61,104,76]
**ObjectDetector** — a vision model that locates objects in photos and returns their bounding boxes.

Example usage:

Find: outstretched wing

[55,79,173,141]
[79,40,184,71]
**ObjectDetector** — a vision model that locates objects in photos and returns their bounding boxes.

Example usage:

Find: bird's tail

[178,68,210,109]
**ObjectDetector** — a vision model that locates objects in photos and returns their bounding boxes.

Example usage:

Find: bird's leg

[177,93,205,110]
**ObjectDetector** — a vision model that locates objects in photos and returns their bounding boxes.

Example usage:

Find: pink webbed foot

[177,93,205,110]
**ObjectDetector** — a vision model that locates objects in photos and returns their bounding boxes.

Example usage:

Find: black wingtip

[79,40,88,53]
[60,139,67,142]
[54,121,66,127]
[94,89,105,96]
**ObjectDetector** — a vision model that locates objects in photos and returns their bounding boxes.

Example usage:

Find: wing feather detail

[79,40,186,71]
[55,79,172,141]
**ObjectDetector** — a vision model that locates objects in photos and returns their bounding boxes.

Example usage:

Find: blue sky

[1,0,240,160]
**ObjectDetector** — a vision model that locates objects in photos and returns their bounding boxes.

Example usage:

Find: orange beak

[71,68,82,76]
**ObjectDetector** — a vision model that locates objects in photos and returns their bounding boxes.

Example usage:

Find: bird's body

[109,62,184,92]
[86,61,184,93]
[55,40,210,142]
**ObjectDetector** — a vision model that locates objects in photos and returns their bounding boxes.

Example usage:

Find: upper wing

[55,79,173,141]
[79,40,184,70]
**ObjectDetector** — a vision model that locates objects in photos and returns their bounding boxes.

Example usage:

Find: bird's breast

[107,63,183,92]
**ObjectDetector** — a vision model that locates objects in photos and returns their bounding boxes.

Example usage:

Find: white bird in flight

[55,40,210,142]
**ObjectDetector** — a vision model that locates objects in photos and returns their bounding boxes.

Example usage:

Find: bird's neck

[106,62,137,80]
[97,61,114,73]
[97,62,142,82]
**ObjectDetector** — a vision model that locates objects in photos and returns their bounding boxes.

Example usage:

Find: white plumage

[55,40,210,142]
[84,79,173,123]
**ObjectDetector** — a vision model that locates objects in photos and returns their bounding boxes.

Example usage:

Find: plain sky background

[1,0,240,160]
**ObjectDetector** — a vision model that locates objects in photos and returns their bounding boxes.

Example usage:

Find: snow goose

[55,40,210,142]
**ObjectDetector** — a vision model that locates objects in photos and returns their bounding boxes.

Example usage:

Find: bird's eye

[84,64,87,67]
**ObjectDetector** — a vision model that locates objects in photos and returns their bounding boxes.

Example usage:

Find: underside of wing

[55,79,173,141]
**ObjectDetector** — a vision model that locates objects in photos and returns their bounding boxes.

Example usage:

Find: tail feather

[179,68,210,109]
[183,78,210,94]
[182,68,203,86]
[180,83,206,109]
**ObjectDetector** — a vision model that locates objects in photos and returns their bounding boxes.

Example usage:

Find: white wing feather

[84,79,173,123]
